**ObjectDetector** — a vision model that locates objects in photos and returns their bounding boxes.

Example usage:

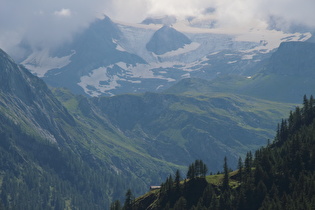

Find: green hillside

[131,96,315,210]
[54,88,294,173]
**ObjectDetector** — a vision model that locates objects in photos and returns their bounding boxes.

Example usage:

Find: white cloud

[256,0,315,31]
[105,0,315,31]
[105,0,215,23]
[0,0,110,59]
[54,8,72,17]
[0,0,314,60]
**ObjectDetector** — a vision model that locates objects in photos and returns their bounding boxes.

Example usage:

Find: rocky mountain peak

[146,25,192,55]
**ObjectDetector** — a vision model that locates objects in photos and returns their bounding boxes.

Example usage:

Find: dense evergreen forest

[118,95,315,210]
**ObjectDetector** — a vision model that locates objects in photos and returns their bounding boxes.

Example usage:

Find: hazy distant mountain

[169,41,315,103]
[266,41,315,76]
[22,16,146,95]
[43,16,146,95]
[242,41,315,102]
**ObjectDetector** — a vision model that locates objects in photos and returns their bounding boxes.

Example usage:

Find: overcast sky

[1,0,314,58]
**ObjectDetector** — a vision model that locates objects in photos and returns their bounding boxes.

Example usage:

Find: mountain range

[0,42,297,208]
[19,15,311,97]
[1,14,315,209]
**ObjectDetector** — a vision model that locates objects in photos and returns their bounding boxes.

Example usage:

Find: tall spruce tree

[123,189,134,210]
[175,169,181,191]
[238,157,243,182]
[222,156,229,191]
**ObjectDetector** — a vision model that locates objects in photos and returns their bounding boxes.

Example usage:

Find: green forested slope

[132,96,315,210]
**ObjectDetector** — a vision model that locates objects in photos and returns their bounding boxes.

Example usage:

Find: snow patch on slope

[118,21,310,65]
[78,62,177,96]
[158,42,200,57]
[78,66,115,97]
[22,49,75,77]
[237,31,312,53]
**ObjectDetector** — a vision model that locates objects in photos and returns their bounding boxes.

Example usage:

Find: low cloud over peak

[1,0,314,59]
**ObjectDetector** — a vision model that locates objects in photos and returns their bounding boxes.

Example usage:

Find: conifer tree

[195,160,201,177]
[238,157,243,182]
[245,151,253,178]
[222,156,229,191]
[201,161,208,177]
[123,189,134,210]
[187,160,208,179]
[175,170,181,191]
[187,164,195,180]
